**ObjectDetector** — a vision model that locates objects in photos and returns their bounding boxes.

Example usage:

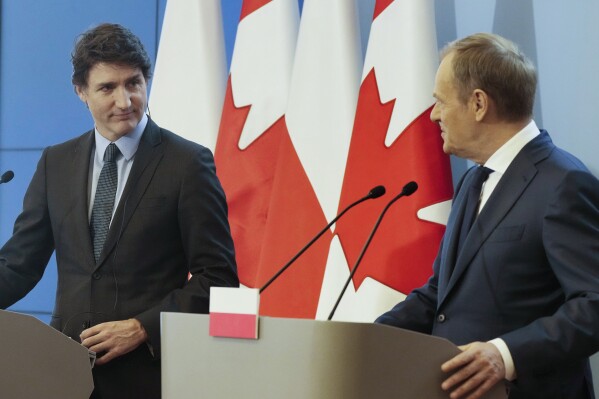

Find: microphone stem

[327,192,406,320]
[259,195,371,293]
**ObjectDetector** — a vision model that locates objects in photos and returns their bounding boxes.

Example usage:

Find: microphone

[327,181,418,320]
[0,170,14,184]
[260,185,386,293]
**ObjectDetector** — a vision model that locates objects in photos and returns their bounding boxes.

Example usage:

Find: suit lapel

[95,119,164,269]
[438,132,554,307]
[71,131,97,269]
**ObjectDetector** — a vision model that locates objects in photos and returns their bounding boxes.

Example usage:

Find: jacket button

[92,272,102,280]
[437,313,446,323]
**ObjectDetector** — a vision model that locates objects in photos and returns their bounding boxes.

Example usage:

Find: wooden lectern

[0,309,94,398]
[161,313,506,399]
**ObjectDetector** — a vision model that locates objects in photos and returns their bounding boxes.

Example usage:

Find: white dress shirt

[478,119,540,381]
[88,113,148,223]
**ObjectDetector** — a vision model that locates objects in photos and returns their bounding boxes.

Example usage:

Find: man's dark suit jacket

[377,131,599,399]
[0,118,239,398]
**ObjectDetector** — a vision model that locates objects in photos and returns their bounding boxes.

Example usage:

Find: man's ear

[75,85,88,104]
[471,89,489,122]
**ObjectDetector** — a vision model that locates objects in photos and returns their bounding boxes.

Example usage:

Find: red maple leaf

[335,69,453,294]
[215,76,282,287]
[215,76,332,318]
[254,130,332,318]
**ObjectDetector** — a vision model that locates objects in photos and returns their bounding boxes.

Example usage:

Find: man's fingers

[441,342,506,399]
[81,329,106,349]
[464,379,500,399]
[79,319,147,365]
[93,348,120,366]
[442,359,477,391]
[442,345,474,373]
[79,323,104,341]
[444,366,486,399]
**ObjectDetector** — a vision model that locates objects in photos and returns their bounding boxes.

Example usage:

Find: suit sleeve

[135,145,238,354]
[374,253,439,334]
[374,170,473,332]
[501,169,599,375]
[0,148,55,308]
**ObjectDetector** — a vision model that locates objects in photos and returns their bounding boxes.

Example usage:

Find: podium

[0,310,94,398]
[161,313,506,399]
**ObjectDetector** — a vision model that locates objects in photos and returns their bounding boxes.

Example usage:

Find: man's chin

[113,120,138,134]
[99,122,137,140]
[442,143,452,155]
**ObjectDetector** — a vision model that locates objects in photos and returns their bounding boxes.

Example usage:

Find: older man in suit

[0,23,238,398]
[377,33,599,399]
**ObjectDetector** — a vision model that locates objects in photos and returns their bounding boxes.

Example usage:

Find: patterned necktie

[456,166,493,256]
[90,143,120,263]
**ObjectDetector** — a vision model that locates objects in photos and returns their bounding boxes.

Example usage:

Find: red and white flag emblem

[317,0,453,321]
[155,0,453,322]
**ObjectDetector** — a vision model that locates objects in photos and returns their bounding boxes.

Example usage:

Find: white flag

[320,0,453,321]
[214,0,299,298]
[250,0,363,317]
[149,0,227,151]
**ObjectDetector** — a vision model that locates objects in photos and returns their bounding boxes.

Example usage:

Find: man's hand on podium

[440,341,506,399]
[80,318,148,366]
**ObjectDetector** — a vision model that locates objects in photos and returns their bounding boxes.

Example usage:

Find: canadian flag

[253,0,363,317]
[214,0,300,300]
[155,0,452,322]
[149,0,227,151]
[316,0,453,321]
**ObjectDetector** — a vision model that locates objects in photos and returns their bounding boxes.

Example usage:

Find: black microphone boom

[0,170,14,184]
[260,185,386,293]
[327,181,418,320]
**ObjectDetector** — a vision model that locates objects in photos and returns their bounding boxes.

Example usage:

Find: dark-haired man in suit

[377,33,599,399]
[0,23,238,398]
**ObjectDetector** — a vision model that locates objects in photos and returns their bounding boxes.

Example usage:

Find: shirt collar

[94,113,148,161]
[484,120,540,174]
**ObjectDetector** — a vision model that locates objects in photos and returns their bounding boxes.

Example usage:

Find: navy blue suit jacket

[377,131,599,398]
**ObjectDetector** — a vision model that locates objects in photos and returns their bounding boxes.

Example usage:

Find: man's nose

[430,102,440,123]
[114,87,132,109]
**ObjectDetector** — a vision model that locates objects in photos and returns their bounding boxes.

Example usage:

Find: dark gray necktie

[90,143,119,263]
[456,166,493,256]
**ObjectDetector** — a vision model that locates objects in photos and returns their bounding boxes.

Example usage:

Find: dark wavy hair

[71,23,152,87]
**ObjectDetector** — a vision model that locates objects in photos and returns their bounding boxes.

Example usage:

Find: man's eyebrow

[94,81,115,88]
[127,73,144,81]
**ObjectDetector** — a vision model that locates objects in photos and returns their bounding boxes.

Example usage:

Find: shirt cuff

[489,338,516,381]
